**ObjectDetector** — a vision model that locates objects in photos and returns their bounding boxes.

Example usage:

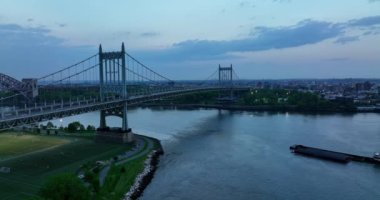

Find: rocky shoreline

[123,146,164,200]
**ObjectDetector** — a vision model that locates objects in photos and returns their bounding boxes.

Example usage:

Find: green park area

[0,134,69,160]
[0,132,135,200]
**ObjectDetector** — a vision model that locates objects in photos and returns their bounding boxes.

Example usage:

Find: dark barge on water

[290,145,380,164]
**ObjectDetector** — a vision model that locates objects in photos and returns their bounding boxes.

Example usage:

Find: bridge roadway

[0,86,250,130]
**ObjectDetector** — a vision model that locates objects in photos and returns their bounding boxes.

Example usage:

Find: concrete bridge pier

[122,102,129,131]
[96,106,134,143]
[121,101,134,142]
[100,110,107,128]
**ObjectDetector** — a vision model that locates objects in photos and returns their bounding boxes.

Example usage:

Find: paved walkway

[98,136,154,186]
[115,137,153,166]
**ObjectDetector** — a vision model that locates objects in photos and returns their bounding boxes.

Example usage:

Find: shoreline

[123,136,164,200]
[138,103,380,114]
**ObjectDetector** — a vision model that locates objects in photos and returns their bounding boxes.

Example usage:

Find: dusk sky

[0,0,380,80]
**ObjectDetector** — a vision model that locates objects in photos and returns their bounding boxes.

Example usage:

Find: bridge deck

[0,87,250,130]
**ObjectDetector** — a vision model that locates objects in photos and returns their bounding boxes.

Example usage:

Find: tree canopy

[39,173,90,200]
[67,121,84,133]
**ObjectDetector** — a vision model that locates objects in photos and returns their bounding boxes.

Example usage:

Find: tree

[46,121,54,129]
[67,121,82,133]
[40,124,47,130]
[86,125,96,131]
[39,173,91,200]
[79,124,85,131]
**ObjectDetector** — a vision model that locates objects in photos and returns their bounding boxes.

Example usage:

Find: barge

[290,144,380,164]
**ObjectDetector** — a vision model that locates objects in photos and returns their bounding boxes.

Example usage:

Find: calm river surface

[53,108,380,200]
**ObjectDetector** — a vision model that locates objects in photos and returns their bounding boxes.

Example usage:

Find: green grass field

[0,134,69,160]
[97,154,148,200]
[96,137,162,200]
[0,133,131,200]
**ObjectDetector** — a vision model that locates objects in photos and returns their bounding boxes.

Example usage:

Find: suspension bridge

[0,43,246,141]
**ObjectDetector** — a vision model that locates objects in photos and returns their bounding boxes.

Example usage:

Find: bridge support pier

[96,107,133,143]
[122,102,128,131]
[100,110,107,129]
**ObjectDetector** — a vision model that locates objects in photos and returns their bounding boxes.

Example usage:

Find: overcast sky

[0,0,380,80]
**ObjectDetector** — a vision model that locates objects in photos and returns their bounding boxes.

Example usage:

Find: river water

[51,108,380,200]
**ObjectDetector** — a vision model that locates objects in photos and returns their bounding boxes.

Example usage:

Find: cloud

[347,15,380,37]
[334,36,359,44]
[239,1,248,7]
[1,15,379,79]
[239,1,255,8]
[113,31,131,37]
[137,19,344,61]
[348,15,380,27]
[249,20,343,49]
[27,18,34,22]
[136,15,380,63]
[368,0,380,2]
[0,24,93,79]
[0,24,59,46]
[325,57,349,62]
[58,23,67,28]
[140,32,160,37]
[272,0,291,3]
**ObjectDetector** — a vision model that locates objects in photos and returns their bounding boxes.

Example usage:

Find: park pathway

[98,136,154,186]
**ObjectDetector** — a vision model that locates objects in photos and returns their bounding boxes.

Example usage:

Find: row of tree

[239,89,356,111]
[43,121,96,133]
[148,88,356,112]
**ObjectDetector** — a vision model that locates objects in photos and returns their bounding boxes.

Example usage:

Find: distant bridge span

[0,73,38,100]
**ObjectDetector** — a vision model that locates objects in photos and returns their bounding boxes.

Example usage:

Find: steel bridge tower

[97,43,133,143]
[218,64,234,103]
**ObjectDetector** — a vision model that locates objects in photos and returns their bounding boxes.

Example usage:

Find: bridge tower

[97,43,133,143]
[217,64,235,104]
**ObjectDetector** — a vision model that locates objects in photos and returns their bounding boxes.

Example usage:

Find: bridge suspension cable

[125,53,172,82]
[232,68,240,81]
[39,63,100,86]
[37,54,98,81]
[198,69,219,86]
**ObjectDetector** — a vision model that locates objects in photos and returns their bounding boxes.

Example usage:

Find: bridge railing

[0,96,101,120]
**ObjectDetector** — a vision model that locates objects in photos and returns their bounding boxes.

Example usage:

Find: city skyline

[0,0,380,80]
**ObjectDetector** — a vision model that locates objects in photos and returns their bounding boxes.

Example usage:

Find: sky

[0,0,380,80]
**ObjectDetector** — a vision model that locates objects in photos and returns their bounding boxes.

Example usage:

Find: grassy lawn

[95,138,161,200]
[0,133,132,200]
[96,154,149,200]
[0,133,69,160]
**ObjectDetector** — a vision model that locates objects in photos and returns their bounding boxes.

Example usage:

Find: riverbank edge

[123,135,164,200]
[138,103,379,114]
